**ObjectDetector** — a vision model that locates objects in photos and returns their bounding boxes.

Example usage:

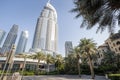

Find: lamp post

[0,44,16,80]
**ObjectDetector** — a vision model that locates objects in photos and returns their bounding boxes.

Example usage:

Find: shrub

[20,71,34,76]
[108,74,120,80]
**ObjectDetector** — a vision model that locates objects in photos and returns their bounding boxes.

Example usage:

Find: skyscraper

[0,24,18,54]
[16,31,29,54]
[31,1,58,53]
[0,29,6,46]
[65,41,73,57]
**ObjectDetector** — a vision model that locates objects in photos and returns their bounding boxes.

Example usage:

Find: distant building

[30,1,58,56]
[97,31,120,64]
[16,31,29,54]
[97,43,109,65]
[65,41,73,57]
[0,29,6,46]
[105,32,120,54]
[0,24,18,54]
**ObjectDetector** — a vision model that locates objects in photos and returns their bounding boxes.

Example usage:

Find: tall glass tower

[0,29,6,46]
[0,24,18,54]
[65,41,73,57]
[16,31,29,54]
[31,2,58,52]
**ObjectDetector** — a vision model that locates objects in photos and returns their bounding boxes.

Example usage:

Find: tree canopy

[72,0,120,33]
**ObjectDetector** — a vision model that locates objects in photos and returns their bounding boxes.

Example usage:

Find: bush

[20,71,34,76]
[81,64,90,75]
[108,74,120,80]
[48,70,58,75]
[38,71,47,75]
[94,64,118,75]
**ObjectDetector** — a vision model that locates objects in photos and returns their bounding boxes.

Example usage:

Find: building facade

[16,31,29,54]
[65,41,73,57]
[97,43,109,65]
[0,24,18,54]
[105,32,120,54]
[0,29,6,46]
[97,31,120,65]
[31,2,58,53]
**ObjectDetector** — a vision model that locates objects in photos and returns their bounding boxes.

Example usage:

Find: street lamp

[0,44,16,80]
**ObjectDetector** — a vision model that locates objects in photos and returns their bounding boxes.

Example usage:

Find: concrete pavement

[22,75,109,80]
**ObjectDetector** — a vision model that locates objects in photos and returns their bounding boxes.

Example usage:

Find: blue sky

[0,0,119,56]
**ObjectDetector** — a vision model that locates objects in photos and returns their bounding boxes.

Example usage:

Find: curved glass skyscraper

[0,24,18,54]
[16,31,28,54]
[31,2,58,52]
[0,29,6,46]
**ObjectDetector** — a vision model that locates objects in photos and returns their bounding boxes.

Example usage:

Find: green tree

[115,54,120,72]
[17,53,30,79]
[102,51,115,65]
[46,54,54,73]
[33,51,45,74]
[55,54,64,73]
[74,47,82,77]
[64,53,78,74]
[71,0,120,33]
[78,38,97,79]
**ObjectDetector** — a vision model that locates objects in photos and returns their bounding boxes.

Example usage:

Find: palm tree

[17,53,29,80]
[74,47,81,77]
[71,0,120,33]
[102,51,115,65]
[33,51,45,74]
[64,53,77,74]
[46,54,54,73]
[55,54,63,73]
[78,38,97,79]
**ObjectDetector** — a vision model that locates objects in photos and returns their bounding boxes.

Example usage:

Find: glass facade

[0,24,18,54]
[0,29,6,46]
[25,64,36,71]
[1,63,36,71]
[16,31,28,54]
[32,2,58,52]
[65,41,73,57]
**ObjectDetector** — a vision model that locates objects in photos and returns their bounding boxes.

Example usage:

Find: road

[22,75,109,80]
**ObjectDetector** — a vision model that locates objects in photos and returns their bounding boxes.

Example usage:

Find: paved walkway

[23,75,109,80]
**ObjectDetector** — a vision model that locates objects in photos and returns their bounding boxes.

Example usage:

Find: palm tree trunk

[21,57,26,80]
[47,63,49,73]
[36,59,40,75]
[77,60,81,77]
[88,53,95,79]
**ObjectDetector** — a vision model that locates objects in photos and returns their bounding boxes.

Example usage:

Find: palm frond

[72,0,120,33]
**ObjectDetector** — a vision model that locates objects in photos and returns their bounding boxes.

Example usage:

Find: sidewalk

[23,75,109,80]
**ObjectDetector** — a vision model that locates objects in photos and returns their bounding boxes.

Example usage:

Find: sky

[0,0,119,57]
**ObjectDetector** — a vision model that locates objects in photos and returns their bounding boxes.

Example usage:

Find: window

[101,54,103,57]
[115,48,118,52]
[116,41,120,45]
[113,43,115,46]
[119,47,120,51]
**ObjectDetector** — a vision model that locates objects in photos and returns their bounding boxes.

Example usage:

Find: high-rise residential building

[16,31,29,54]
[31,1,58,53]
[0,29,6,46]
[0,24,18,54]
[65,41,73,57]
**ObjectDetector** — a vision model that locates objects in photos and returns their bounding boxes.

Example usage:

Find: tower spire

[47,0,51,3]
